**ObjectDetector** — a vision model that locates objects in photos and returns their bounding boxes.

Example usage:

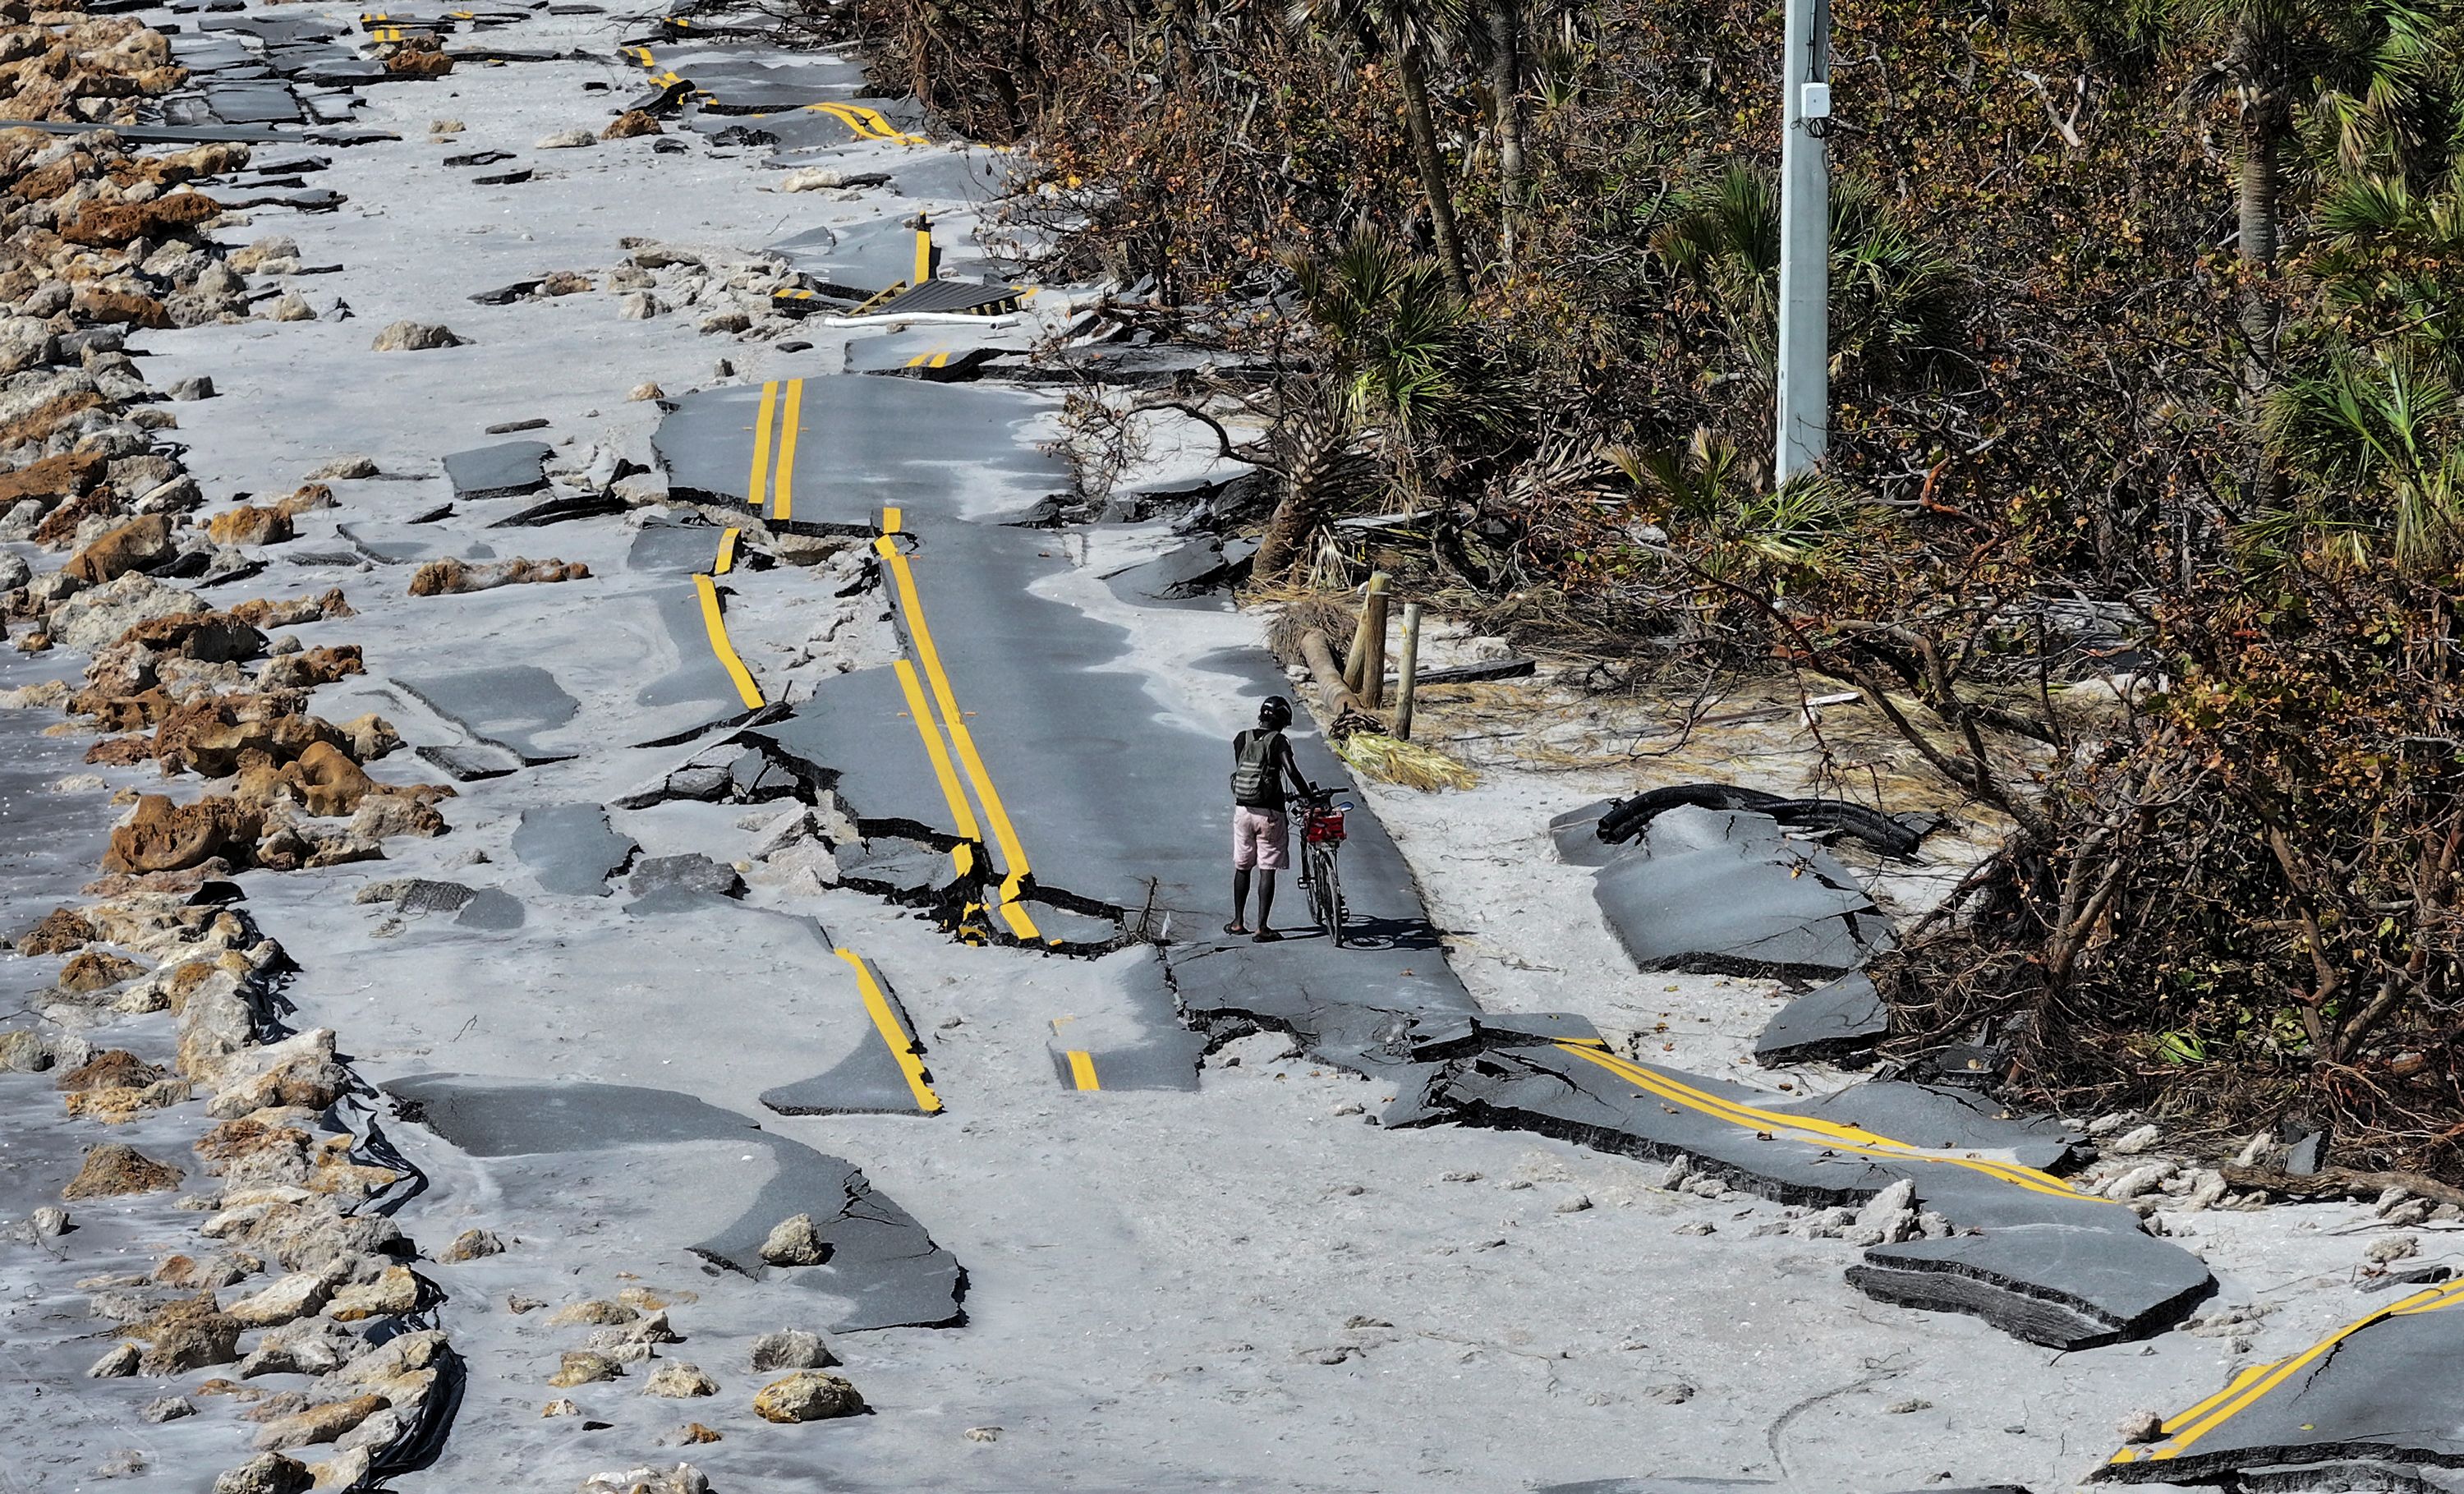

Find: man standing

[1228,695,1313,942]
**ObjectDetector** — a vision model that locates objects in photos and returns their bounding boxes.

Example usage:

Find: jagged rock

[642,1363,717,1398]
[231,237,301,271]
[57,949,146,991]
[140,1395,194,1423]
[203,1029,349,1121]
[65,514,174,584]
[347,792,448,842]
[19,906,96,954]
[439,1227,504,1262]
[577,1466,706,1494]
[224,1271,333,1328]
[752,1370,865,1423]
[205,505,293,548]
[104,794,262,876]
[304,1447,370,1491]
[211,1451,311,1494]
[238,1320,364,1378]
[65,1141,184,1198]
[171,376,216,400]
[618,292,663,319]
[50,572,205,653]
[748,1329,834,1371]
[660,1423,722,1446]
[698,310,750,334]
[264,295,314,323]
[154,1251,258,1289]
[0,1029,53,1071]
[325,1266,420,1321]
[135,1292,241,1373]
[304,457,377,481]
[600,110,662,140]
[758,1214,825,1266]
[406,556,590,595]
[628,382,664,402]
[536,128,596,149]
[252,1392,384,1451]
[547,1299,637,1327]
[549,1350,623,1386]
[369,321,462,352]
[87,1341,140,1377]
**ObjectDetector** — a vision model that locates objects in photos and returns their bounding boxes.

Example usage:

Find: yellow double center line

[839,948,942,1113]
[2110,1275,2464,1464]
[802,100,926,145]
[872,508,1043,943]
[1555,1042,2095,1204]
[694,529,763,710]
[747,379,803,522]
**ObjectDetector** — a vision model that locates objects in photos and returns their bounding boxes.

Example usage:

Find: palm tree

[2172,0,2430,274]
[2262,347,2464,572]
[1653,163,1964,386]
[1287,0,1473,297]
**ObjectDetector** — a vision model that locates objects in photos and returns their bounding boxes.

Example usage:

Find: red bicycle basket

[1304,809,1347,844]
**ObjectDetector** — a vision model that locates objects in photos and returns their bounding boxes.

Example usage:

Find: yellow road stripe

[1066,1050,1100,1091]
[839,948,942,1113]
[891,660,980,882]
[1557,1044,2093,1203]
[913,223,932,285]
[2120,1277,2464,1461]
[713,526,739,576]
[872,533,1041,941]
[692,573,764,710]
[747,380,778,515]
[771,379,802,522]
[881,506,903,534]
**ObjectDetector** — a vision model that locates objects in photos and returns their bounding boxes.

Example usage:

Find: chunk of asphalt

[441,439,552,499]
[485,417,549,434]
[384,1075,963,1330]
[626,519,733,575]
[453,888,526,931]
[1589,807,1896,978]
[1037,949,1207,1092]
[1424,1039,2208,1349]
[490,494,628,528]
[442,149,517,168]
[414,742,522,782]
[512,802,638,897]
[1754,972,1889,1067]
[397,664,582,764]
[632,584,760,739]
[1547,799,1622,867]
[627,853,746,901]
[471,169,533,186]
[2095,1281,2464,1485]
[761,954,937,1117]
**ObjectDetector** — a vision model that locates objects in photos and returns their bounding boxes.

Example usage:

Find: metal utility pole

[1774,0,1832,483]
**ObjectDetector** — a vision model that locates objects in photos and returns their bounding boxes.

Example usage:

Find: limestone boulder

[752,1369,865,1423]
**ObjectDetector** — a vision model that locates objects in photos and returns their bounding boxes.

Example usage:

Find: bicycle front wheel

[1312,848,1343,946]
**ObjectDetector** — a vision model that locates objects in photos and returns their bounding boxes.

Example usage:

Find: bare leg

[1254,871,1279,938]
[1228,868,1252,934]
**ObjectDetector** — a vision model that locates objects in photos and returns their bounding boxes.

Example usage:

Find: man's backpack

[1230,729,1280,803]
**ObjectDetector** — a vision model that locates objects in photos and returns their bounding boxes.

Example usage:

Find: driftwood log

[2220,1163,2464,1209]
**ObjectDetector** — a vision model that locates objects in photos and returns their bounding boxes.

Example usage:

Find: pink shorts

[1232,806,1289,871]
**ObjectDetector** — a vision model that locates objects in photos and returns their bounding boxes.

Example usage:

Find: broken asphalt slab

[1755,972,1890,1067]
[2097,1278,2464,1487]
[1410,1036,2212,1349]
[384,1074,963,1329]
[1586,807,1897,977]
[442,439,553,500]
[511,801,639,895]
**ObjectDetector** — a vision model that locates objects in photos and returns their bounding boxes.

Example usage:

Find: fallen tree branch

[2219,1162,2464,1209]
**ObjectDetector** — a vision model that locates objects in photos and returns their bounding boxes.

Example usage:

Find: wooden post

[1359,575,1391,709]
[1394,602,1423,741]
[1341,572,1389,697]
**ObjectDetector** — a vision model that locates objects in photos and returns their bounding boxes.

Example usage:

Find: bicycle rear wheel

[1312,847,1344,946]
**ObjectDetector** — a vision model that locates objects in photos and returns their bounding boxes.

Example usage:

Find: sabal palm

[1287,0,1473,297]
[2264,348,2464,572]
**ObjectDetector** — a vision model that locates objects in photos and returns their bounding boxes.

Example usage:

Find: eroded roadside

[0,0,2454,1489]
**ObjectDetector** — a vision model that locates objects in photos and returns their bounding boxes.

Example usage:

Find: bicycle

[1294,784,1351,946]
